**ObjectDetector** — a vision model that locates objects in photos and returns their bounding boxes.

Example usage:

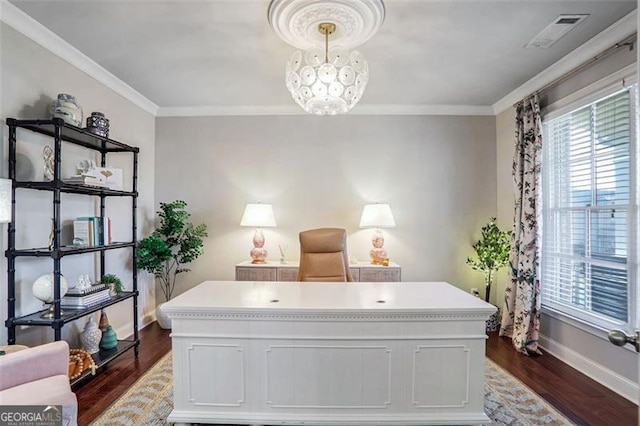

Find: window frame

[540,69,639,338]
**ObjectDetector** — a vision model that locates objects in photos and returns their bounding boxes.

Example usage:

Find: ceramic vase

[80,316,102,354]
[50,93,83,127]
[86,112,109,137]
[156,303,171,329]
[98,309,110,332]
[100,325,118,350]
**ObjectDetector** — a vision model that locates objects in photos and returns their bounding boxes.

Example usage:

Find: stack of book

[73,216,112,247]
[64,174,108,187]
[62,283,112,309]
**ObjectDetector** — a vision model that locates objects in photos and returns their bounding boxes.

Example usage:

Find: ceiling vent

[526,14,589,48]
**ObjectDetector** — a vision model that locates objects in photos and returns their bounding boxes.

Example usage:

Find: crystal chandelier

[269,0,385,116]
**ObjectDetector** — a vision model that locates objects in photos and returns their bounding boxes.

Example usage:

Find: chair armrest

[0,341,70,391]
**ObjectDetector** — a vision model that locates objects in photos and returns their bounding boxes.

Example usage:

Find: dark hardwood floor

[75,324,638,426]
[73,322,171,425]
[486,332,638,426]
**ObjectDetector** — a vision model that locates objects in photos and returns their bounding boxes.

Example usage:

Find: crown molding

[0,0,159,116]
[157,104,495,117]
[492,9,638,114]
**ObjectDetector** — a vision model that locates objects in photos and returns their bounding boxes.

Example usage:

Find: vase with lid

[50,93,83,127]
[86,112,110,137]
[80,316,102,354]
[100,325,118,351]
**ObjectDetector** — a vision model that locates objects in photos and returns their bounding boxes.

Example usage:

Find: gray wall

[155,115,497,302]
[0,24,156,346]
[494,44,638,383]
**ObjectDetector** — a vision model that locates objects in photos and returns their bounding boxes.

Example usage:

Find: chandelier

[268,0,385,116]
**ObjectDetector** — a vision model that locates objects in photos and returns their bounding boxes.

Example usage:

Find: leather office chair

[298,228,354,282]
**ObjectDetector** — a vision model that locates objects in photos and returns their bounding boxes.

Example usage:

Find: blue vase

[99,325,118,350]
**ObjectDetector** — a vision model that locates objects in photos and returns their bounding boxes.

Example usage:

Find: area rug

[90,353,574,426]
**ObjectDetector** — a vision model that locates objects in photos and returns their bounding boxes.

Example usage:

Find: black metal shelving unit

[4,118,140,383]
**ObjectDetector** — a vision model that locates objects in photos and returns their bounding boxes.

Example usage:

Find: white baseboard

[539,334,639,404]
[115,315,156,342]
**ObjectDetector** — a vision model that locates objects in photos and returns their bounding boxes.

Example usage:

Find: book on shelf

[73,216,111,246]
[73,219,93,247]
[66,283,107,295]
[61,289,111,307]
[64,175,109,187]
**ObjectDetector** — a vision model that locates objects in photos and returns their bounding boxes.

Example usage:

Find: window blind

[541,88,636,328]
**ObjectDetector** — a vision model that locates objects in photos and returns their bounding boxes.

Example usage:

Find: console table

[235,260,401,282]
[164,281,495,425]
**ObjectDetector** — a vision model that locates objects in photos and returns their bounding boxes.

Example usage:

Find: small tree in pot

[466,217,511,303]
[137,200,207,328]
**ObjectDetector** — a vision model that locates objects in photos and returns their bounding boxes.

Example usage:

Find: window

[541,86,638,331]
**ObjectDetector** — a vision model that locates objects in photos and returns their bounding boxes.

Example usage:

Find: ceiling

[7,0,638,115]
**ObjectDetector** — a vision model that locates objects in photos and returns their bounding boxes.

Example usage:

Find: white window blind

[541,86,637,330]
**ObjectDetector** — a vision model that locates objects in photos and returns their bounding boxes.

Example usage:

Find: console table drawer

[277,268,298,281]
[236,267,277,281]
[359,268,401,282]
[236,262,400,282]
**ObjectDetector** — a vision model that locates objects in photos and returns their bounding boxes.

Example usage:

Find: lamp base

[369,248,388,265]
[369,229,389,265]
[250,247,268,264]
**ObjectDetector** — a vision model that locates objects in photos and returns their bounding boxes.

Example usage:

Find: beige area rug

[91,354,574,426]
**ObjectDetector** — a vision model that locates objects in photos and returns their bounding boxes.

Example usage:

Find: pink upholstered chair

[0,341,78,426]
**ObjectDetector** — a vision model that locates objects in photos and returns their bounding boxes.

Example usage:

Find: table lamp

[359,203,395,265]
[240,203,277,263]
[0,178,12,223]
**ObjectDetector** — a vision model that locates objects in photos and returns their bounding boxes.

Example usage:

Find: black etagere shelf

[5,117,140,385]
[70,339,137,387]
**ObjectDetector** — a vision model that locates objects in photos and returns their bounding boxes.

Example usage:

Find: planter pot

[156,302,172,329]
[486,306,501,333]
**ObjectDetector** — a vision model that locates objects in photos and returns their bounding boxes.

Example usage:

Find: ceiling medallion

[268,0,385,115]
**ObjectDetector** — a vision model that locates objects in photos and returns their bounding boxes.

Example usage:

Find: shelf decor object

[86,112,109,138]
[268,0,385,115]
[359,203,396,265]
[49,93,83,126]
[240,203,277,264]
[32,273,69,318]
[79,316,102,354]
[0,178,11,223]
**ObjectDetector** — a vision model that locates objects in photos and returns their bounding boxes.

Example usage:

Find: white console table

[235,260,401,282]
[163,281,495,425]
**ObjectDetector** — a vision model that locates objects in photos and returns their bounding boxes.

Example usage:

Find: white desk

[235,260,401,282]
[163,281,495,425]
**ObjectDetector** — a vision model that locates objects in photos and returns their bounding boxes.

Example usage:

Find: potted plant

[137,200,207,329]
[466,217,510,332]
[100,273,123,297]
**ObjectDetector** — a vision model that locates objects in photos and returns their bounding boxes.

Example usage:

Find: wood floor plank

[73,322,171,425]
[74,323,638,426]
[486,331,638,426]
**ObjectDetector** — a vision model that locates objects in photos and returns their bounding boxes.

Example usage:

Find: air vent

[526,14,589,48]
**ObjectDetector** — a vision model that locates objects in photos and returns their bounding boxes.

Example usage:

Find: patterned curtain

[499,95,543,355]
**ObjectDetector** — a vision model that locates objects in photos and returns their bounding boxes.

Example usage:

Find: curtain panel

[500,95,543,355]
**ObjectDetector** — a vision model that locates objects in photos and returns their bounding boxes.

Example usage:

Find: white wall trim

[492,9,638,114]
[0,0,159,116]
[156,104,495,117]
[539,334,639,404]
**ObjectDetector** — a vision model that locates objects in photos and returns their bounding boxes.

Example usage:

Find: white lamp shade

[240,203,277,227]
[359,203,395,228]
[0,178,11,223]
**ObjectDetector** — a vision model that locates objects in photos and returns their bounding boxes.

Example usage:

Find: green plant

[100,273,123,293]
[137,200,208,302]
[466,217,511,303]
